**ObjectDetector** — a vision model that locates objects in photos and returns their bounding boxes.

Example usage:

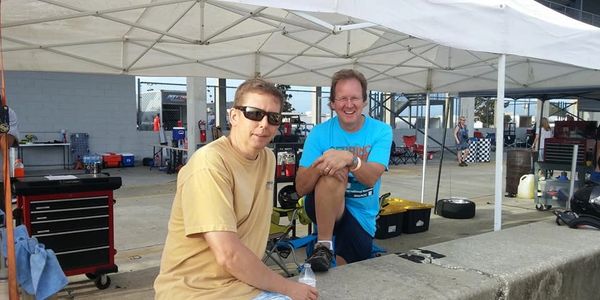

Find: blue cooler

[172,127,186,141]
[121,153,135,167]
[83,155,102,165]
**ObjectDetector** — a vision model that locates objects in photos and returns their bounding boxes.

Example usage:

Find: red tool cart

[13,173,122,289]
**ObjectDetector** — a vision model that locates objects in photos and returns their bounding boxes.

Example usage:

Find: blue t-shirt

[299,115,392,236]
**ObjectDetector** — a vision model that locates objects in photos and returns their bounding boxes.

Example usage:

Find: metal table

[152,144,188,174]
[18,143,71,169]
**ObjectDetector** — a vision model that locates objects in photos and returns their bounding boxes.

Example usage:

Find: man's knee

[315,174,347,195]
[314,175,347,218]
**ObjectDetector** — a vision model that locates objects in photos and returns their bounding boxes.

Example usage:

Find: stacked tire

[437,198,476,219]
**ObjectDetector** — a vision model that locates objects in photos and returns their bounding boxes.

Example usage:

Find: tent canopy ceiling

[3,0,600,93]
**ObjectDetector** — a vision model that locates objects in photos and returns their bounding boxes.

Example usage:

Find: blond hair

[540,117,551,131]
[233,78,284,111]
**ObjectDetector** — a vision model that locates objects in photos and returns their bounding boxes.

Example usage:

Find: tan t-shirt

[154,137,275,299]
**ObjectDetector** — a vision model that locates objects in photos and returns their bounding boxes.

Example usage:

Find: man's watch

[350,156,362,172]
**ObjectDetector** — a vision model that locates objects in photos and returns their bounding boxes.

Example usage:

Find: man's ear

[229,108,239,126]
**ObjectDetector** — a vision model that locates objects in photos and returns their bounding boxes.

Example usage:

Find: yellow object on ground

[382,198,434,210]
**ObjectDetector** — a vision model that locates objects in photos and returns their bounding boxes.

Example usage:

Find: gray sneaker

[306,244,333,272]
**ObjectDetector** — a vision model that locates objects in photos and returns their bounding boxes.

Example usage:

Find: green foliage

[474,97,514,128]
[474,96,495,127]
[276,84,295,112]
[474,97,515,127]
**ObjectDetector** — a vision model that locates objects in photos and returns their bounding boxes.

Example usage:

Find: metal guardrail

[538,0,600,28]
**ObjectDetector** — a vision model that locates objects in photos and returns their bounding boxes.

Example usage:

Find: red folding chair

[403,135,437,161]
[402,135,419,164]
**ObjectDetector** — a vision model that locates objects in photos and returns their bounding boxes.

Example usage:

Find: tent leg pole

[494,54,506,231]
[434,95,452,214]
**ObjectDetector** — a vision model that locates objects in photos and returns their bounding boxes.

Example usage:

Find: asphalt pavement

[6,153,557,299]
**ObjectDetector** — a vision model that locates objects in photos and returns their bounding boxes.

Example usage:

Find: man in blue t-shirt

[295,69,392,272]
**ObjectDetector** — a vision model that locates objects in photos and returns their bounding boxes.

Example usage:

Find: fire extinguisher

[198,120,207,143]
[282,122,292,136]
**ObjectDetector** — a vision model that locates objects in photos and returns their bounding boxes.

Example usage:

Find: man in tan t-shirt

[154,79,318,300]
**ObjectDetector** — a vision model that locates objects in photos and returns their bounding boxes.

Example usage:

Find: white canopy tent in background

[3,0,600,232]
[3,0,600,91]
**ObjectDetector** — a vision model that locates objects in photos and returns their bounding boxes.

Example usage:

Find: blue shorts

[456,142,469,151]
[304,193,373,263]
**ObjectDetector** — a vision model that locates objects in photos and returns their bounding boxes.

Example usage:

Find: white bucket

[517,174,535,199]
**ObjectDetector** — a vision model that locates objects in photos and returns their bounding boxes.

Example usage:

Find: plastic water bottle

[298,263,316,287]
[14,159,25,178]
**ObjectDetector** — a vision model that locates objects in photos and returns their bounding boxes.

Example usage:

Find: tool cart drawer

[29,196,109,211]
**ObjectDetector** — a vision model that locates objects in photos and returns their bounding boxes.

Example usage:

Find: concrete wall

[314,220,600,299]
[5,71,157,168]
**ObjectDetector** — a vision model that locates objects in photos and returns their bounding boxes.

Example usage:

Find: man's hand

[204,231,318,299]
[313,159,349,182]
[312,149,353,177]
[285,281,319,300]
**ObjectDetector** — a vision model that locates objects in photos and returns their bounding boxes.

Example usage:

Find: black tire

[278,185,300,209]
[85,272,97,280]
[94,274,111,290]
[438,198,476,219]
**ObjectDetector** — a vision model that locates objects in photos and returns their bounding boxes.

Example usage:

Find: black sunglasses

[234,106,282,126]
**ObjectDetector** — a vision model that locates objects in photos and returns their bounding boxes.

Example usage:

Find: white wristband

[350,156,362,172]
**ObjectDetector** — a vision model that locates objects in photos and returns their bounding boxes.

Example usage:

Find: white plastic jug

[517,174,535,199]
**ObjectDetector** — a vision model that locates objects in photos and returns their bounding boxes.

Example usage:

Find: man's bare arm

[295,166,322,197]
[203,231,318,300]
[351,160,385,187]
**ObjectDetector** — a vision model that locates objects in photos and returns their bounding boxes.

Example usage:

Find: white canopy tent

[3,0,600,231]
[3,0,600,92]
